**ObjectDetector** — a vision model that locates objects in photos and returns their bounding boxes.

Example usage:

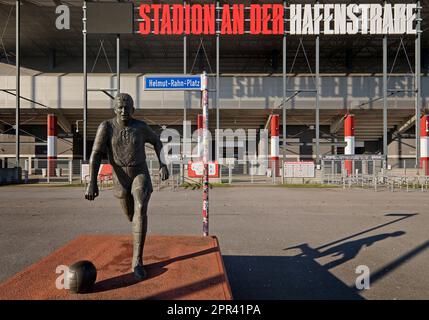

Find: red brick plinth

[0,235,232,300]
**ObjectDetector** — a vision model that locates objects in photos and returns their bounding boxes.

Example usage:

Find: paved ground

[0,184,428,300]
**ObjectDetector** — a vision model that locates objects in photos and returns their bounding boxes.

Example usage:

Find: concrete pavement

[0,185,427,299]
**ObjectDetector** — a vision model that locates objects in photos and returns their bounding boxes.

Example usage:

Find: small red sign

[188,161,220,178]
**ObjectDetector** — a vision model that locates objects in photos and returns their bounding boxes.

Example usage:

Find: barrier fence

[0,157,181,190]
[1,157,428,192]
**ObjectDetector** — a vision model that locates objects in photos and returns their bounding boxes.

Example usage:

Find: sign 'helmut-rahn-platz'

[137,3,419,36]
[144,75,202,91]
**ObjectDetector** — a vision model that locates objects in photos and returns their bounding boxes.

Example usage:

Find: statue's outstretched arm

[145,124,169,181]
[88,151,102,185]
[85,122,108,200]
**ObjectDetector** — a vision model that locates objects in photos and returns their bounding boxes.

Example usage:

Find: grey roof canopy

[0,0,427,74]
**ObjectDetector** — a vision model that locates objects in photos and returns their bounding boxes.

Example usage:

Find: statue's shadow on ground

[224,213,419,299]
[223,254,365,300]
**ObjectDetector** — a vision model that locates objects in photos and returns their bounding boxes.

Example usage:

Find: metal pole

[15,0,20,167]
[315,13,320,165]
[117,34,120,93]
[179,158,183,184]
[69,159,73,184]
[416,0,422,168]
[383,29,388,168]
[228,165,232,184]
[272,165,276,184]
[183,0,187,165]
[83,1,88,162]
[282,1,287,184]
[201,72,209,236]
[216,1,220,162]
[47,159,50,183]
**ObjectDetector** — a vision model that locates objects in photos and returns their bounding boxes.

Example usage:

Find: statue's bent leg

[113,173,134,222]
[114,191,134,222]
[130,174,151,272]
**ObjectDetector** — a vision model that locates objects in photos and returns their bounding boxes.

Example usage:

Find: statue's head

[114,93,135,123]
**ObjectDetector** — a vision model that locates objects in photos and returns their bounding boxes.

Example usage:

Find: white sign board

[284,162,315,178]
[81,164,89,182]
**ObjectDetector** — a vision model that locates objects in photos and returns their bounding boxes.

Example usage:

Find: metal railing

[322,174,429,192]
[0,157,181,191]
[1,157,428,192]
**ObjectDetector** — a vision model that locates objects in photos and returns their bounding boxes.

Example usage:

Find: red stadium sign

[137,3,418,36]
[139,4,285,35]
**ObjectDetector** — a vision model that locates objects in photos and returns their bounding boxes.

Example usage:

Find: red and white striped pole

[344,114,355,176]
[420,115,429,176]
[197,114,203,160]
[201,72,209,236]
[47,114,57,177]
[270,114,280,177]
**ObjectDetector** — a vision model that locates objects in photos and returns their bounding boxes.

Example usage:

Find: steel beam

[282,0,286,183]
[330,115,345,135]
[216,1,220,162]
[15,0,20,166]
[117,34,120,93]
[394,115,416,136]
[415,0,422,168]
[83,1,88,161]
[383,33,388,166]
[315,30,320,164]
[183,0,187,162]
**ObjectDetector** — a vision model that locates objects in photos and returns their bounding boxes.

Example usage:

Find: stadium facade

[0,0,428,176]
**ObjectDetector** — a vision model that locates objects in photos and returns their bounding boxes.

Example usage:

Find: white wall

[0,74,426,110]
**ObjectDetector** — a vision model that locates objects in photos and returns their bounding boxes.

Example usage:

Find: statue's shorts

[111,164,153,201]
